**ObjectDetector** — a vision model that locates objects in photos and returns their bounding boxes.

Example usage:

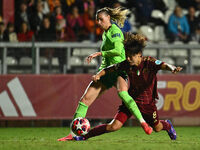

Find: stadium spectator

[37,17,56,41]
[168,6,190,43]
[186,7,199,41]
[30,1,46,33]
[4,22,18,42]
[135,0,155,25]
[55,14,68,41]
[40,0,50,15]
[0,22,6,41]
[113,2,132,32]
[48,0,61,12]
[15,2,31,33]
[82,0,95,13]
[17,21,34,59]
[50,6,65,30]
[152,0,167,13]
[17,21,34,42]
[194,15,200,42]
[83,5,102,41]
[4,22,18,58]
[66,6,86,41]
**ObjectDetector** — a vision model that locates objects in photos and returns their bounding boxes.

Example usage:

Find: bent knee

[154,125,162,132]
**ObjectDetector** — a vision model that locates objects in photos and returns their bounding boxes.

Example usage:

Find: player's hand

[86,52,102,64]
[172,67,182,74]
[92,75,100,82]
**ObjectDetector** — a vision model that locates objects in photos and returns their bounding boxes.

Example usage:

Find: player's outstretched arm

[161,63,183,74]
[86,52,102,64]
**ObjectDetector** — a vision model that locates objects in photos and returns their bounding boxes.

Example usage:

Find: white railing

[0,41,199,74]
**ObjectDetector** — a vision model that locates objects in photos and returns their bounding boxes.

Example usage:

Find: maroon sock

[160,120,171,131]
[84,124,108,139]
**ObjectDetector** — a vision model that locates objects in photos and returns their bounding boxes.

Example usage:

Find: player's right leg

[57,81,107,141]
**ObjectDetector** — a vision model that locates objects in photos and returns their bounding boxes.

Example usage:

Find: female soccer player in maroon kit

[74,33,182,141]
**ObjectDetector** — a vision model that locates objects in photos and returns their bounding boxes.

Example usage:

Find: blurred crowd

[1,0,200,43]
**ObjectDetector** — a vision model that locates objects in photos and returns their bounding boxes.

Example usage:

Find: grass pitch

[0,127,200,150]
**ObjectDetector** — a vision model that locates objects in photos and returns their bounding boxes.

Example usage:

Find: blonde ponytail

[97,7,130,28]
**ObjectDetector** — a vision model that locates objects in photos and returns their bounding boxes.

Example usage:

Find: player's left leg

[74,107,131,141]
[74,119,124,141]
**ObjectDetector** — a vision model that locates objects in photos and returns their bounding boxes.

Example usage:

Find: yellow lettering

[182,81,200,111]
[164,81,183,111]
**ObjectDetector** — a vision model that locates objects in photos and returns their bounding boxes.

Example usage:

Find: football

[71,117,90,136]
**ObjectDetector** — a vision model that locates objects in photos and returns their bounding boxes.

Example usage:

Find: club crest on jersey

[112,33,121,38]
[155,60,162,65]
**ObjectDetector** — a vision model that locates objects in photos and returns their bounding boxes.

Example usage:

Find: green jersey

[99,24,125,70]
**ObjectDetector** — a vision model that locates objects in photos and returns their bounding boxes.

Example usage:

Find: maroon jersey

[115,56,164,104]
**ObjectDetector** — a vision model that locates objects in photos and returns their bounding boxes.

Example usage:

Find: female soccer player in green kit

[58,7,152,141]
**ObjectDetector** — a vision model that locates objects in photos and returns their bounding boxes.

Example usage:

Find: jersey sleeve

[145,56,164,72]
[101,28,124,57]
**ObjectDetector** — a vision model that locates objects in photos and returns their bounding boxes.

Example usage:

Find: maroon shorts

[114,102,159,127]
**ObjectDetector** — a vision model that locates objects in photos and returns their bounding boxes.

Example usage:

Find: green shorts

[99,71,128,89]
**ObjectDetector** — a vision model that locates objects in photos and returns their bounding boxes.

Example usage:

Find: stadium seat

[172,49,187,57]
[40,57,49,65]
[73,48,96,56]
[195,11,200,17]
[52,57,59,66]
[191,50,200,57]
[81,49,96,56]
[162,0,176,10]
[128,13,136,26]
[164,10,173,23]
[139,26,154,41]
[151,10,165,21]
[70,57,82,66]
[176,57,188,66]
[182,9,188,15]
[19,57,32,66]
[154,26,166,42]
[162,57,175,65]
[192,57,200,66]
[6,57,18,66]
[189,41,198,45]
[143,49,157,57]
[73,48,81,56]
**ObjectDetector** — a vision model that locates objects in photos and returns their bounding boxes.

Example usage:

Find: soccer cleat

[166,120,177,140]
[57,134,74,141]
[141,122,153,135]
[73,136,86,141]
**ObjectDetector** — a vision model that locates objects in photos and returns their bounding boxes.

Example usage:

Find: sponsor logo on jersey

[112,33,121,38]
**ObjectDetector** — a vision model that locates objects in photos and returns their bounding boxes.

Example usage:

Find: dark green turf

[0,127,200,150]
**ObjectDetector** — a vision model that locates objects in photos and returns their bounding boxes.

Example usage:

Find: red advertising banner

[0,74,200,120]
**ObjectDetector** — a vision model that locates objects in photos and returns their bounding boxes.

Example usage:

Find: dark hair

[124,32,147,55]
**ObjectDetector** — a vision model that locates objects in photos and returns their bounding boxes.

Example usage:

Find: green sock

[118,91,145,123]
[73,102,88,119]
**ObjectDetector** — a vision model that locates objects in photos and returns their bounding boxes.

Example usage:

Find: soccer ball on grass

[71,117,90,136]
